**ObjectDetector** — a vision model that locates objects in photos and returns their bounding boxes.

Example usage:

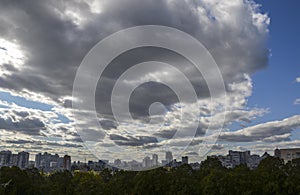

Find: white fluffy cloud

[219,115,300,142]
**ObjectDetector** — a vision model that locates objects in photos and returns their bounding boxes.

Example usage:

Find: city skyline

[0,148,273,164]
[1,147,295,171]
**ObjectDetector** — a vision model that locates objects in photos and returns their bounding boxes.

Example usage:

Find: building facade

[182,156,188,164]
[17,151,29,169]
[142,156,151,168]
[63,155,71,170]
[166,151,173,164]
[274,148,300,162]
[152,154,158,166]
[35,152,71,172]
[0,150,12,166]
[213,150,265,169]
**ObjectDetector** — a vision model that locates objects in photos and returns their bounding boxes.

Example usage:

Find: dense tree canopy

[0,157,300,194]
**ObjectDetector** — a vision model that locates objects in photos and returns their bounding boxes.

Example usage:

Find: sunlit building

[274,148,300,162]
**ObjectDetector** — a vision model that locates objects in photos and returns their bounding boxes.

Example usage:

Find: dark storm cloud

[211,144,224,150]
[0,108,73,137]
[0,0,94,101]
[5,139,82,148]
[185,152,198,156]
[5,139,33,144]
[95,47,205,119]
[43,141,83,148]
[190,139,203,146]
[0,0,269,110]
[2,63,18,72]
[12,110,29,118]
[62,99,73,108]
[109,134,158,146]
[99,119,117,130]
[0,115,45,135]
[154,129,177,139]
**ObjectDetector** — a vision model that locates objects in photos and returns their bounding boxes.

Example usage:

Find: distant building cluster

[35,152,71,172]
[0,150,71,172]
[72,160,110,172]
[104,152,189,171]
[0,151,29,169]
[208,150,270,169]
[1,148,300,172]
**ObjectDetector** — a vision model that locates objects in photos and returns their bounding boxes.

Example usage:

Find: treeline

[1,156,300,195]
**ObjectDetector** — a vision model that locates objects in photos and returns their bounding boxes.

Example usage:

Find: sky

[0,0,299,163]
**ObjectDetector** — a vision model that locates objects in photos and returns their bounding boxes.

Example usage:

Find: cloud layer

[220,115,300,142]
[0,0,282,162]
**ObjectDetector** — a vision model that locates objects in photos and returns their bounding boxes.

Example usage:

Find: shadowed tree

[255,156,286,195]
[72,171,104,195]
[47,170,74,195]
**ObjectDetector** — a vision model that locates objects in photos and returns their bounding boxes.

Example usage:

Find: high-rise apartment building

[228,150,250,166]
[166,151,173,164]
[17,151,29,169]
[142,156,151,168]
[152,154,158,166]
[0,150,12,166]
[35,152,67,171]
[10,154,18,166]
[274,148,300,162]
[63,155,71,170]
